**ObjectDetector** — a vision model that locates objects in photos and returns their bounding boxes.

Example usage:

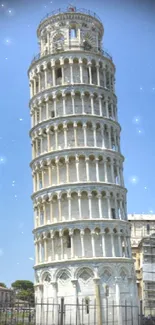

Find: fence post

[125,300,127,325]
[60,297,64,325]
[94,279,102,325]
[140,300,143,325]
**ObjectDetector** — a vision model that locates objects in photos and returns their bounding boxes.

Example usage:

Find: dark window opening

[111,208,116,219]
[147,223,150,234]
[37,111,40,123]
[83,40,92,50]
[45,35,48,44]
[87,68,89,82]
[37,140,41,154]
[67,235,71,248]
[56,68,62,79]
[36,81,39,91]
[51,110,55,118]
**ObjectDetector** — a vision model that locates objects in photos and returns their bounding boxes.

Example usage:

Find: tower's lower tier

[35,259,139,325]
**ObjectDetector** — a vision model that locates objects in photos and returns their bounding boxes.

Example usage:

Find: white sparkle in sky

[133,116,141,125]
[19,118,23,121]
[0,156,7,164]
[6,8,15,16]
[136,128,144,135]
[129,176,139,185]
[140,87,143,91]
[4,38,11,46]
[144,186,147,190]
[1,3,4,7]
[29,257,34,261]
[149,210,153,214]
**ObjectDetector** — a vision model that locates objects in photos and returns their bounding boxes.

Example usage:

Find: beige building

[0,286,14,304]
[129,214,155,314]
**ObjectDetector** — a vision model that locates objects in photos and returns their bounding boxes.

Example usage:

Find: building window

[67,235,71,248]
[51,110,55,118]
[147,223,150,234]
[39,173,42,189]
[37,140,41,155]
[44,35,48,44]
[40,207,44,225]
[36,110,40,123]
[111,208,116,219]
[36,81,39,93]
[87,68,90,83]
[56,67,62,79]
[70,28,77,39]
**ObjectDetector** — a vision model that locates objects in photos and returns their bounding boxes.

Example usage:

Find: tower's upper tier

[36,6,105,60]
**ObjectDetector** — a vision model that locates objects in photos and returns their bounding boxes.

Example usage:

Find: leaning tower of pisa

[28,6,138,324]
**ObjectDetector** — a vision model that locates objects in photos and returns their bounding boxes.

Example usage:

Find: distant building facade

[129,214,155,315]
[0,286,14,304]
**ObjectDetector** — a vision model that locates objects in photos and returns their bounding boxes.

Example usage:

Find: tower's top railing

[30,46,112,65]
[39,6,102,24]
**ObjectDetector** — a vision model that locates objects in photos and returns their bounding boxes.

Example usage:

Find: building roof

[128,214,155,221]
[138,233,155,247]
[0,286,12,291]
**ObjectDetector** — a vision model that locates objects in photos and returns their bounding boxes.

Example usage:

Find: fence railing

[39,7,102,24]
[0,298,139,325]
[31,46,112,65]
[0,299,155,325]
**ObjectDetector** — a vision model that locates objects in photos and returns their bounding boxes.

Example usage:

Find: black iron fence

[0,299,154,325]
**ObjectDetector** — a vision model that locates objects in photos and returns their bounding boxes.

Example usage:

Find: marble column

[80,230,85,257]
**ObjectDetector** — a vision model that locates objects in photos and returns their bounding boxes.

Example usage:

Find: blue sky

[0,0,155,287]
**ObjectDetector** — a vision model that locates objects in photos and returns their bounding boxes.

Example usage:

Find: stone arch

[41,271,52,283]
[73,57,79,64]
[99,263,113,275]
[76,266,95,304]
[119,267,129,280]
[76,266,94,281]
[53,32,65,52]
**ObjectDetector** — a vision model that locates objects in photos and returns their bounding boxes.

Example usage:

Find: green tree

[0,282,7,288]
[11,280,34,304]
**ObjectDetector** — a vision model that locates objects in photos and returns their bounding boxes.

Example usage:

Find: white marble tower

[28,6,138,324]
